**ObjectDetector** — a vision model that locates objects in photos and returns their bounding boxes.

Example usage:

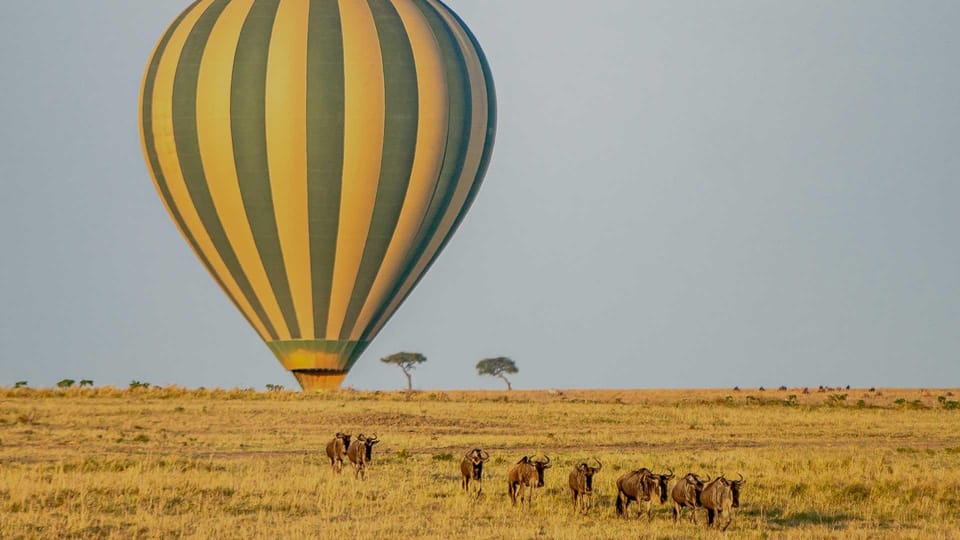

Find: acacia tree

[381,352,427,391]
[476,357,518,390]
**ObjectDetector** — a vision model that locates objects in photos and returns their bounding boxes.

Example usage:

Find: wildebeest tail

[615,491,625,515]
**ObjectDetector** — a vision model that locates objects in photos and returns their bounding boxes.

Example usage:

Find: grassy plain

[1,386,958,539]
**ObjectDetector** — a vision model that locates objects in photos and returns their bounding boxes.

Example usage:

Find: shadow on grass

[744,507,851,529]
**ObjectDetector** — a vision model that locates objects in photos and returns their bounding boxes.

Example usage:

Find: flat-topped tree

[381,352,427,392]
[477,357,518,390]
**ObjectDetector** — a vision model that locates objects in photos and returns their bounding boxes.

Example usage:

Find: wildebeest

[460,448,490,496]
[507,455,551,507]
[671,472,709,524]
[346,433,379,479]
[701,473,745,531]
[567,457,602,512]
[615,467,674,519]
[325,432,352,473]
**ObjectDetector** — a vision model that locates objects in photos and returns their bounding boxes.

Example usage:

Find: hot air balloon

[139,0,495,390]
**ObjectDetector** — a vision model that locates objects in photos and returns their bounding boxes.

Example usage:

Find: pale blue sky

[1,1,958,390]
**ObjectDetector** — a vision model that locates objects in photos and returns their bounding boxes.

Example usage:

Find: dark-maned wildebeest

[460,448,490,496]
[325,432,351,473]
[346,433,379,479]
[701,473,745,531]
[615,468,674,519]
[671,472,708,524]
[568,457,602,512]
[507,455,551,507]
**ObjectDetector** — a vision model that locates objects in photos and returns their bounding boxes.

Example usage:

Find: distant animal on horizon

[347,433,379,479]
[507,455,552,507]
[460,448,490,497]
[615,467,674,519]
[672,472,708,524]
[568,457,602,512]
[701,473,745,531]
[325,432,351,473]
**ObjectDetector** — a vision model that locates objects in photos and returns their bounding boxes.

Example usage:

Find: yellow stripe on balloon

[196,0,292,340]
[326,0,385,338]
[266,0,313,339]
[366,0,490,339]
[149,0,272,341]
[350,0,449,340]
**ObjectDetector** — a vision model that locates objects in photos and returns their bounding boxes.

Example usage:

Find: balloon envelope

[139,0,495,390]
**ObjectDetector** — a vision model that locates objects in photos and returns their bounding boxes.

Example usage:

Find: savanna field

[1,386,958,539]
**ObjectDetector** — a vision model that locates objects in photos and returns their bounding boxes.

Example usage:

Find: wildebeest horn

[369,433,378,442]
[542,455,551,467]
[737,473,744,484]
[592,457,602,471]
[480,449,490,461]
[665,468,674,479]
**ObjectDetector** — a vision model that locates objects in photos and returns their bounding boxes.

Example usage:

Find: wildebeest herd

[325,433,745,530]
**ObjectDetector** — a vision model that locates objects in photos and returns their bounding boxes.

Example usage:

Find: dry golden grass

[1,386,958,538]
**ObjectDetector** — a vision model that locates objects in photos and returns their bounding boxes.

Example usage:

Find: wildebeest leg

[722,509,733,532]
[673,504,680,523]
[707,508,715,526]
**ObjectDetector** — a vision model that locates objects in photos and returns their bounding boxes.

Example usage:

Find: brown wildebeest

[346,433,379,479]
[324,432,351,473]
[460,448,490,496]
[507,455,551,507]
[671,472,709,524]
[568,457,602,512]
[701,473,745,531]
[615,467,674,519]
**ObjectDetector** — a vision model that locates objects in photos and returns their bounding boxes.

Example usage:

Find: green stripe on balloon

[231,0,301,338]
[172,0,280,341]
[143,2,265,339]
[360,0,473,343]
[306,0,346,339]
[339,0,420,340]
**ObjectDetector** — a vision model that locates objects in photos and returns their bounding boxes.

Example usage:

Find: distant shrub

[431,452,454,461]
[129,381,151,390]
[79,380,94,387]
[938,396,960,410]
[265,384,284,392]
[57,379,75,388]
[827,394,848,406]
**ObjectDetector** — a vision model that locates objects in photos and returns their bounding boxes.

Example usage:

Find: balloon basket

[292,370,347,391]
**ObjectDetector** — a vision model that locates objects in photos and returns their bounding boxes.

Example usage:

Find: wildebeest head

[728,473,744,507]
[654,468,674,503]
[531,455,552,486]
[465,448,490,480]
[575,458,602,491]
[339,432,352,450]
[357,433,379,460]
[674,472,708,506]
